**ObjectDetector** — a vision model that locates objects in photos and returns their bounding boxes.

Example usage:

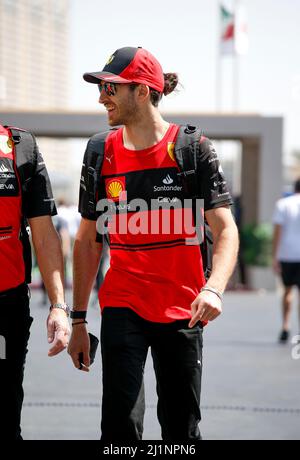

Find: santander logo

[162,174,173,185]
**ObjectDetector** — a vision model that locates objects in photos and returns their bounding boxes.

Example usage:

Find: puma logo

[105,155,114,164]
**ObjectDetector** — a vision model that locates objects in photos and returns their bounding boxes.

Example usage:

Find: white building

[0,0,69,108]
[0,0,75,200]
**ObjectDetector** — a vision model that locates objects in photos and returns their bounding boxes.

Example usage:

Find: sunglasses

[97,81,117,96]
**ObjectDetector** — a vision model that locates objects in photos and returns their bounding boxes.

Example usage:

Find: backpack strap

[174,124,213,280]
[5,127,36,195]
[4,126,37,284]
[84,129,117,215]
[85,131,109,215]
[174,124,202,199]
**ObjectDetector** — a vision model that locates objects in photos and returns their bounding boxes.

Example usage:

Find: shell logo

[108,181,123,198]
[105,176,126,201]
[167,142,176,162]
[0,135,13,155]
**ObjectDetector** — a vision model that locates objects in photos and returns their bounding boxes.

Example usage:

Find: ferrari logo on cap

[106,54,115,66]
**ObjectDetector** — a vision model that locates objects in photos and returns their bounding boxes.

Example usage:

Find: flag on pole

[235,3,249,55]
[220,3,248,56]
[220,4,235,55]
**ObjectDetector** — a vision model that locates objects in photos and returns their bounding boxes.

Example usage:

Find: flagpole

[233,49,239,112]
[216,3,222,112]
[233,0,240,112]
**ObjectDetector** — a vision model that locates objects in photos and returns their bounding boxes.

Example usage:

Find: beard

[107,91,140,127]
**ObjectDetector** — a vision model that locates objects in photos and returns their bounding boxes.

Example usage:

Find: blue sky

[70,0,300,155]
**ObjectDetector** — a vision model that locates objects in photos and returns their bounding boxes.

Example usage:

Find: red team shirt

[0,124,56,293]
[0,125,24,291]
[79,124,232,323]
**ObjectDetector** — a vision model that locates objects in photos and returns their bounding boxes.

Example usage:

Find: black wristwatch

[70,310,87,319]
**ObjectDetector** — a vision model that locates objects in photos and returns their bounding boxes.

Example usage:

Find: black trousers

[0,284,32,441]
[101,307,203,441]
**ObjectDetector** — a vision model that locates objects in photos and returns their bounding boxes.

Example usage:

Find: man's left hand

[189,290,222,328]
[47,309,71,356]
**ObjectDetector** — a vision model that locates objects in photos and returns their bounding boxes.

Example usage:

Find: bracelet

[72,320,88,326]
[200,286,223,302]
[70,310,87,319]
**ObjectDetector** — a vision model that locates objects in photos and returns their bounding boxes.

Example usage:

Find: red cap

[83,47,164,93]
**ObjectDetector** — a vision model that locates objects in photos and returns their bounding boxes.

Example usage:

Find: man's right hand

[47,309,70,357]
[68,324,90,372]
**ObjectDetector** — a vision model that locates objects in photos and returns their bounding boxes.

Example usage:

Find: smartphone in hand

[78,332,99,367]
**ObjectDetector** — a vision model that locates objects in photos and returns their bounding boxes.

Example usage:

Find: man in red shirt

[68,47,239,440]
[0,124,70,440]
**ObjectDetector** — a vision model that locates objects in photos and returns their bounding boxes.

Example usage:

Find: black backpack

[85,124,213,280]
[4,126,38,283]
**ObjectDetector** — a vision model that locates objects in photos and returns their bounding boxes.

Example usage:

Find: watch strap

[70,310,87,319]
